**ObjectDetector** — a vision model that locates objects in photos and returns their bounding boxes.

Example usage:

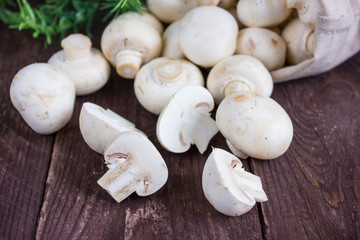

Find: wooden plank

[252,54,360,239]
[0,25,59,239]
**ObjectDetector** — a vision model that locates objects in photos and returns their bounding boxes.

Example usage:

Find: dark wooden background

[1,15,359,240]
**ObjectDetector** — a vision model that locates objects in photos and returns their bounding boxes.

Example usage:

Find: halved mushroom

[79,102,143,154]
[48,34,111,96]
[156,86,218,154]
[98,131,168,203]
[134,57,204,115]
[206,55,273,104]
[216,91,293,160]
[202,148,268,216]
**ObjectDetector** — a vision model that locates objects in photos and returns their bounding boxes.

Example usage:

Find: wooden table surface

[1,18,359,240]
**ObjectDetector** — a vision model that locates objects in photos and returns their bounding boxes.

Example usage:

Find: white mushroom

[206,55,273,104]
[157,86,218,154]
[162,21,185,59]
[79,102,143,154]
[134,57,204,115]
[202,148,268,216]
[216,91,293,159]
[101,17,162,79]
[236,28,286,71]
[236,0,292,27]
[147,0,221,23]
[281,18,314,65]
[48,34,111,96]
[117,10,164,34]
[98,131,168,203]
[287,0,322,28]
[9,63,75,134]
[179,6,238,68]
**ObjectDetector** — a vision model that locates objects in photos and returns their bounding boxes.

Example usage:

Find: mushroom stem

[223,80,252,98]
[180,108,218,154]
[115,50,144,79]
[286,0,307,12]
[98,155,145,203]
[232,164,268,202]
[154,59,187,85]
[61,34,92,61]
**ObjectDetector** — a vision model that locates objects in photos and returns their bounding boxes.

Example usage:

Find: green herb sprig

[0,0,144,46]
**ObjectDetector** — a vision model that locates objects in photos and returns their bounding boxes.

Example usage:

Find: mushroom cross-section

[202,148,268,216]
[156,86,218,154]
[98,131,168,203]
[134,57,204,115]
[79,102,143,154]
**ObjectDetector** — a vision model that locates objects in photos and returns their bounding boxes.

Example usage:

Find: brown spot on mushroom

[231,159,240,168]
[249,38,256,51]
[271,38,278,46]
[232,94,250,103]
[14,75,19,80]
[137,86,145,96]
[179,132,187,146]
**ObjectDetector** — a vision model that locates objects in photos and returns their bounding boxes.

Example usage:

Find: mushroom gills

[180,107,218,153]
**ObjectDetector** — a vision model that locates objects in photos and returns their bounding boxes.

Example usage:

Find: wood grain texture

[0,24,57,239]
[251,54,360,240]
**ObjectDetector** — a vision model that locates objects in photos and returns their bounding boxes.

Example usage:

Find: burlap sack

[271,0,360,83]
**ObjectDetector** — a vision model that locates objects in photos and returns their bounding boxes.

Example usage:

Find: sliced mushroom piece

[216,91,293,160]
[79,102,143,154]
[202,148,268,216]
[134,57,204,115]
[156,86,218,154]
[98,131,168,203]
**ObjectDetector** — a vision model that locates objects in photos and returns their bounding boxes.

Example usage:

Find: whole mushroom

[134,57,204,115]
[147,0,221,23]
[48,34,111,96]
[202,148,268,216]
[179,6,238,68]
[161,21,185,59]
[236,27,286,71]
[207,55,293,159]
[282,18,315,65]
[10,63,75,134]
[101,16,162,79]
[236,0,292,27]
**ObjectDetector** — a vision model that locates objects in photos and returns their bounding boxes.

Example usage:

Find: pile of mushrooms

[10,0,325,216]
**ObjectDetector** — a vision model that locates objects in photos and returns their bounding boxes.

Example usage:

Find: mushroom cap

[216,92,293,160]
[236,27,286,71]
[179,6,238,67]
[162,21,185,59]
[156,85,216,153]
[100,18,162,70]
[48,35,110,96]
[148,0,221,23]
[99,131,168,201]
[236,0,292,27]
[202,148,268,216]
[117,10,164,34]
[207,55,273,104]
[79,102,143,154]
[9,63,75,134]
[281,18,314,65]
[134,57,204,115]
